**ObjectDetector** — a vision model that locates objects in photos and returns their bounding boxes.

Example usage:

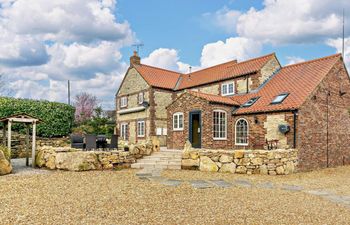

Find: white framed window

[235,118,249,146]
[173,112,184,131]
[271,93,289,104]
[120,96,128,108]
[221,82,235,96]
[120,123,128,141]
[137,120,145,137]
[213,110,227,140]
[138,92,144,104]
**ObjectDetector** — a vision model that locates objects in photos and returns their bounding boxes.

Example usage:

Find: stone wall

[0,133,69,158]
[36,138,159,171]
[297,58,350,171]
[182,142,298,175]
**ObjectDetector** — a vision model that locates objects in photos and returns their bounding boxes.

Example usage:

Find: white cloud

[0,0,134,109]
[326,37,350,68]
[202,7,241,33]
[200,37,262,67]
[285,56,305,65]
[142,48,195,74]
[142,38,262,74]
[0,0,133,43]
[237,0,350,44]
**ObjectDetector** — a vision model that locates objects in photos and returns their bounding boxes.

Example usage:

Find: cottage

[116,51,350,171]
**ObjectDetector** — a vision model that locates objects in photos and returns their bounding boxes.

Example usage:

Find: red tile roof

[187,90,240,106]
[132,53,275,90]
[177,53,275,90]
[133,64,182,90]
[231,53,342,115]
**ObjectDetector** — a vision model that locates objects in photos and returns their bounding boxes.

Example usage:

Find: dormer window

[242,97,260,107]
[271,93,289,104]
[221,82,235,96]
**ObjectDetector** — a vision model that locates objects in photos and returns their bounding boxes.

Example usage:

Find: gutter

[293,110,298,149]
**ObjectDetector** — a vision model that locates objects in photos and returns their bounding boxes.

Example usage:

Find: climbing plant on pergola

[0,114,41,168]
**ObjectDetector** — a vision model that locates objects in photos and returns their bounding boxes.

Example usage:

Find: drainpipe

[246,75,249,93]
[326,90,330,168]
[293,110,298,149]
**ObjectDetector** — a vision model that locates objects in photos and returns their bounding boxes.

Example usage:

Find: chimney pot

[130,51,141,65]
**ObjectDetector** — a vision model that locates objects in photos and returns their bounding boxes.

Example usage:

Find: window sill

[213,138,227,141]
[173,129,184,132]
[235,143,249,146]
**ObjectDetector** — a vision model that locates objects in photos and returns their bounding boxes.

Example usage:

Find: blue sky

[0,0,349,109]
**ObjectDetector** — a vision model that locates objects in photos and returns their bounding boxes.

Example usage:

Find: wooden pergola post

[7,120,11,162]
[25,124,30,166]
[32,121,36,168]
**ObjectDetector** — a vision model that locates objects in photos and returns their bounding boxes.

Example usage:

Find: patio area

[0,166,349,225]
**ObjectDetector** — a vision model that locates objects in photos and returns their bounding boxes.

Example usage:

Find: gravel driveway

[0,166,349,225]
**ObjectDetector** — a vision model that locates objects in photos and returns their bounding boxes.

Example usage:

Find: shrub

[0,145,10,161]
[0,97,75,137]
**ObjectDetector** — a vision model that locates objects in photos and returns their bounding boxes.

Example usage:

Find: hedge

[0,97,75,137]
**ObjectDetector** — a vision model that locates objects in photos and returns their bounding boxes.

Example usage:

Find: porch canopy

[0,113,41,168]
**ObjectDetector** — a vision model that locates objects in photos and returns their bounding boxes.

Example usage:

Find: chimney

[130,51,141,65]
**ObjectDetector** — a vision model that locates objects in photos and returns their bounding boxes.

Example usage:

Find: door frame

[189,110,202,148]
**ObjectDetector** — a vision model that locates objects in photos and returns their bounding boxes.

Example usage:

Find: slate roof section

[231,53,342,115]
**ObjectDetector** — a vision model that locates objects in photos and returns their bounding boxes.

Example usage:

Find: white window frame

[213,110,227,140]
[221,82,235,96]
[235,118,249,146]
[138,92,144,104]
[173,112,184,131]
[120,96,128,108]
[137,120,145,137]
[120,123,128,141]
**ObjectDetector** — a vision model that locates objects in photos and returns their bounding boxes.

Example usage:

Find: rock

[151,136,160,152]
[35,150,46,167]
[55,152,100,171]
[219,163,236,173]
[0,151,12,175]
[219,154,233,163]
[234,150,245,159]
[260,165,268,175]
[182,159,200,167]
[269,170,277,176]
[184,140,192,152]
[284,161,295,175]
[199,156,218,172]
[215,162,222,168]
[190,151,199,160]
[251,157,263,165]
[276,166,285,175]
[235,166,247,174]
[46,155,56,170]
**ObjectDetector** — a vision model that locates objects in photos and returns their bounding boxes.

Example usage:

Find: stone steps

[131,149,182,170]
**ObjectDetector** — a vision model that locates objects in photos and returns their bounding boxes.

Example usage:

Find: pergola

[0,114,41,168]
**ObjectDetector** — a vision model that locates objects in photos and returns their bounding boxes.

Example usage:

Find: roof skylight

[242,97,260,107]
[271,93,289,104]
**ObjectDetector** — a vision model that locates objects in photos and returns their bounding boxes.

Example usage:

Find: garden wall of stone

[182,143,298,175]
[36,139,158,171]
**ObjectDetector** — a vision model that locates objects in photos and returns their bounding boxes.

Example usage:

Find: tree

[74,92,98,124]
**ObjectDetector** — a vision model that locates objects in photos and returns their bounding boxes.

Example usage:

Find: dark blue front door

[189,111,201,148]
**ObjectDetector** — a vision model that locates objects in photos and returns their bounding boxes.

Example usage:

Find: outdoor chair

[109,135,118,150]
[85,134,97,150]
[96,135,107,149]
[71,135,85,149]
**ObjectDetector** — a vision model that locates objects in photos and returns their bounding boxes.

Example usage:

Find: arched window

[235,118,249,145]
[213,110,227,140]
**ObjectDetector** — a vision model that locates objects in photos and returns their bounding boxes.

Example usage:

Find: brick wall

[297,59,350,171]
[167,92,295,150]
